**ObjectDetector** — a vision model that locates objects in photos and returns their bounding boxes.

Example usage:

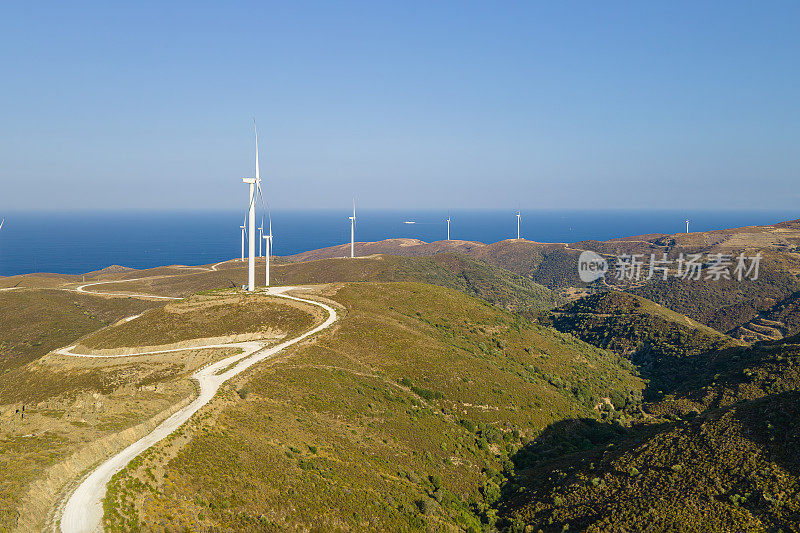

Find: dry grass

[0,289,317,532]
[0,289,160,372]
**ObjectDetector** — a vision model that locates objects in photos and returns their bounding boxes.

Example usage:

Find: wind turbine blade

[253,119,260,183]
[0,218,4,232]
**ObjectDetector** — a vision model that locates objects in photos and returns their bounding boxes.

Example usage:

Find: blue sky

[1,1,798,210]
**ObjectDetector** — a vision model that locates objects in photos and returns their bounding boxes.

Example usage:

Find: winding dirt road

[54,276,338,533]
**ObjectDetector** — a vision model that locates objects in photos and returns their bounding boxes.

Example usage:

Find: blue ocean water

[0,209,797,276]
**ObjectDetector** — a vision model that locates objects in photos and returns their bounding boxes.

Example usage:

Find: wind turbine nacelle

[242,177,256,184]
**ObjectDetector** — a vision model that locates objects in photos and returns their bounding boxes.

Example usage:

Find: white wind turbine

[241,120,267,291]
[263,214,273,286]
[446,212,451,241]
[239,223,246,262]
[349,199,356,258]
[516,209,521,239]
[251,119,272,287]
[258,219,264,257]
[685,219,690,233]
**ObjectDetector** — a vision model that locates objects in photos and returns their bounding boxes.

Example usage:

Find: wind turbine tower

[242,177,256,290]
[349,199,356,258]
[516,210,521,240]
[686,219,690,233]
[446,214,451,241]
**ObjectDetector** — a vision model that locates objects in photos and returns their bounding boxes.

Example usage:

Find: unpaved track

[56,284,338,533]
[74,279,181,300]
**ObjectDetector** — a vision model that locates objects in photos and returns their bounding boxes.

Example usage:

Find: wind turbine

[240,120,263,291]
[516,209,522,240]
[349,199,356,258]
[252,121,273,287]
[258,219,263,257]
[263,215,272,286]
[446,213,451,241]
[685,219,690,233]
[239,223,246,262]
[0,218,4,232]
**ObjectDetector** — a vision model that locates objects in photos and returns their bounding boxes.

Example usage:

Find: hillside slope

[733,290,800,343]
[0,289,160,372]
[540,291,741,399]
[500,329,800,532]
[104,282,641,532]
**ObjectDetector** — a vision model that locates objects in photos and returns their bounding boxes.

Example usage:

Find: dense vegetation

[627,253,800,334]
[500,324,800,531]
[540,291,741,399]
[734,289,800,342]
[5,219,800,531]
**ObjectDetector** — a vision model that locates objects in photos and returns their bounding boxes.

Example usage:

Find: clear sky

[2,1,798,211]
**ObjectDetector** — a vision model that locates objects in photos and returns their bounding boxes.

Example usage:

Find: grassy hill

[103,282,641,532]
[78,293,316,351]
[0,288,318,531]
[0,288,160,372]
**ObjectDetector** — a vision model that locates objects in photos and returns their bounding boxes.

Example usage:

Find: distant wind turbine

[263,214,273,286]
[516,209,522,240]
[446,213,451,241]
[258,219,263,257]
[685,219,690,233]
[239,223,246,262]
[349,199,356,258]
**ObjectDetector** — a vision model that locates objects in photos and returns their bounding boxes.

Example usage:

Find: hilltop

[288,219,800,334]
[66,253,566,315]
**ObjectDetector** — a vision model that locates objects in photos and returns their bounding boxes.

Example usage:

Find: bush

[417,498,436,515]
[460,419,477,433]
[482,481,501,505]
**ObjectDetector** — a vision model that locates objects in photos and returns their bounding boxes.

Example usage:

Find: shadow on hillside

[733,390,800,477]
[634,345,747,403]
[500,417,666,498]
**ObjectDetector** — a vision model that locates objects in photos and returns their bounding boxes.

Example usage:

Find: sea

[0,209,797,277]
